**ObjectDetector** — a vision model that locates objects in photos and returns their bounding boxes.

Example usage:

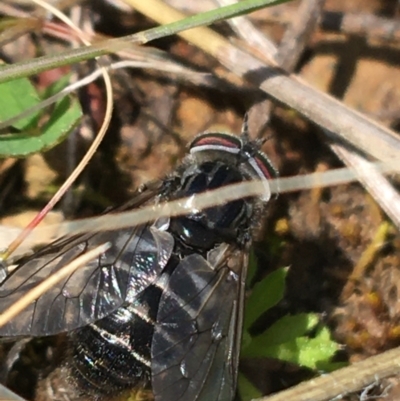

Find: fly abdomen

[69,282,165,396]
[70,308,151,394]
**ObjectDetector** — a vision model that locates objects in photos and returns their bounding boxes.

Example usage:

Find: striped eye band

[190,132,242,155]
[190,132,277,202]
[248,156,274,202]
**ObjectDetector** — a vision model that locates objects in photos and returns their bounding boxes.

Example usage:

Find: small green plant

[238,261,341,400]
[0,74,82,157]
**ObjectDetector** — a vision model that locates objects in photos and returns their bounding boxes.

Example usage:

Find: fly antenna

[259,134,273,146]
[241,113,250,141]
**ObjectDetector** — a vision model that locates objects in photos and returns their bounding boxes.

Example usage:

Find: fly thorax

[169,161,252,250]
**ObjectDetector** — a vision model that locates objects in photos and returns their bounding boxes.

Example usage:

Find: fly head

[169,129,278,251]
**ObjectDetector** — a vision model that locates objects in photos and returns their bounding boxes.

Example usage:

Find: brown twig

[321,11,400,43]
[254,7,400,43]
[214,0,278,62]
[124,0,400,164]
[256,345,400,401]
[128,2,400,44]
[329,140,400,230]
[276,0,325,71]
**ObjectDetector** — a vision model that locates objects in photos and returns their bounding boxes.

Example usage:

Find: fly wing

[0,187,174,337]
[151,248,247,401]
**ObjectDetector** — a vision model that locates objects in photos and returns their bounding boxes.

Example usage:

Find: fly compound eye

[190,131,278,202]
[253,152,278,180]
[190,132,242,155]
[248,152,279,202]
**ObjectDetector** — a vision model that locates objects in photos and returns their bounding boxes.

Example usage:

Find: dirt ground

[1,0,400,400]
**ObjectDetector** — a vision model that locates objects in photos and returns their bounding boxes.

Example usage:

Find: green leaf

[0,76,41,129]
[0,96,82,157]
[244,314,319,352]
[241,328,253,350]
[265,232,286,259]
[237,373,262,401]
[244,320,339,369]
[292,327,340,369]
[40,73,72,99]
[243,267,288,330]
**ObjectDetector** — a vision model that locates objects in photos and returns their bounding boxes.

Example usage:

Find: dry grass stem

[3,0,114,260]
[275,0,325,71]
[2,162,399,255]
[214,0,278,61]
[256,345,400,401]
[213,0,400,231]
[124,0,400,163]
[330,142,400,230]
